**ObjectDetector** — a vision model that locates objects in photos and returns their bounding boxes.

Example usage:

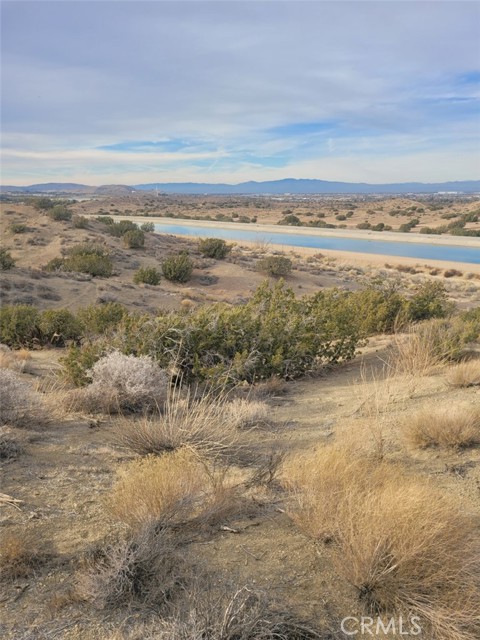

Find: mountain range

[2,179,479,195]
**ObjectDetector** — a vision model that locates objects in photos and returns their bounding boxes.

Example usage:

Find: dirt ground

[1,338,479,638]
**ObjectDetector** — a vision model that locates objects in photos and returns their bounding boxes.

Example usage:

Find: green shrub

[162,252,193,283]
[133,267,161,285]
[76,303,127,336]
[60,343,106,386]
[140,222,155,232]
[106,220,139,237]
[48,205,72,221]
[407,281,452,322]
[30,197,54,210]
[72,215,89,229]
[38,309,84,345]
[66,242,109,258]
[62,282,362,385]
[255,256,293,277]
[44,257,65,272]
[96,215,114,225]
[0,305,41,347]
[64,254,113,277]
[0,248,15,270]
[9,223,27,234]
[278,214,301,226]
[198,237,232,259]
[123,229,145,249]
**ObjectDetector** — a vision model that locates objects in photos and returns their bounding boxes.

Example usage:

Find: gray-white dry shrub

[76,523,186,610]
[76,351,169,413]
[0,369,46,428]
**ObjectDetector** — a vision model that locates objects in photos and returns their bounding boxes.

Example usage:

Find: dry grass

[0,368,47,428]
[402,404,480,449]
[0,427,24,460]
[0,531,49,580]
[133,586,323,639]
[225,398,270,429]
[282,445,480,639]
[389,318,469,378]
[108,448,243,531]
[445,359,480,388]
[76,523,186,611]
[114,385,246,458]
[0,345,30,372]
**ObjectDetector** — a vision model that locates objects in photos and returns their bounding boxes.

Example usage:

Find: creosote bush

[282,445,480,639]
[45,242,113,277]
[162,252,194,283]
[72,214,89,229]
[133,266,161,285]
[140,221,155,232]
[123,229,145,249]
[256,256,293,277]
[38,309,83,345]
[0,248,15,270]
[198,237,232,259]
[47,204,72,221]
[76,302,127,336]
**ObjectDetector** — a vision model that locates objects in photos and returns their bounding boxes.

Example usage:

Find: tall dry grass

[402,404,480,449]
[445,359,480,388]
[282,445,480,639]
[108,448,243,532]
[115,386,267,458]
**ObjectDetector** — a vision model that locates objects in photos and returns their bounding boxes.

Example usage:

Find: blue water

[153,222,480,264]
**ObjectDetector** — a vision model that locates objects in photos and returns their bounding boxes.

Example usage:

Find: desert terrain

[1,195,480,639]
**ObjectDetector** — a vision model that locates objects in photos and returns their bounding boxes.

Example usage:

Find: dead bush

[283,445,480,639]
[445,359,480,388]
[0,369,47,428]
[402,404,480,449]
[0,428,24,460]
[144,586,323,639]
[0,531,49,580]
[108,448,242,531]
[73,351,169,414]
[76,523,187,611]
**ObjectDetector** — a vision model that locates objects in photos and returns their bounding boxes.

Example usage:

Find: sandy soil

[1,340,479,638]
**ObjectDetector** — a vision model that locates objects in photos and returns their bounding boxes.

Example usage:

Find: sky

[1,0,480,186]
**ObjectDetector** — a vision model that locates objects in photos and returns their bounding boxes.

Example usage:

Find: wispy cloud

[1,1,479,184]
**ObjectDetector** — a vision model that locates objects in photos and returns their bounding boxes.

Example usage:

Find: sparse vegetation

[255,256,293,277]
[403,404,480,449]
[283,445,480,639]
[0,247,15,270]
[0,368,46,428]
[198,237,232,259]
[133,266,161,285]
[162,252,194,282]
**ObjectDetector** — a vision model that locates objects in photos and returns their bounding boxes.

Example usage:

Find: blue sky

[1,0,479,185]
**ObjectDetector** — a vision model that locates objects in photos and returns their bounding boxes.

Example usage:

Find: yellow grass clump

[108,448,241,531]
[445,359,480,388]
[282,445,480,639]
[402,405,480,449]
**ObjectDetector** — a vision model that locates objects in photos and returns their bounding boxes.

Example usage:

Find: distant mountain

[2,178,479,195]
[0,183,136,195]
[134,178,480,194]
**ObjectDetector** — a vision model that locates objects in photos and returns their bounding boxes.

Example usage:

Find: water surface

[153,222,480,264]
